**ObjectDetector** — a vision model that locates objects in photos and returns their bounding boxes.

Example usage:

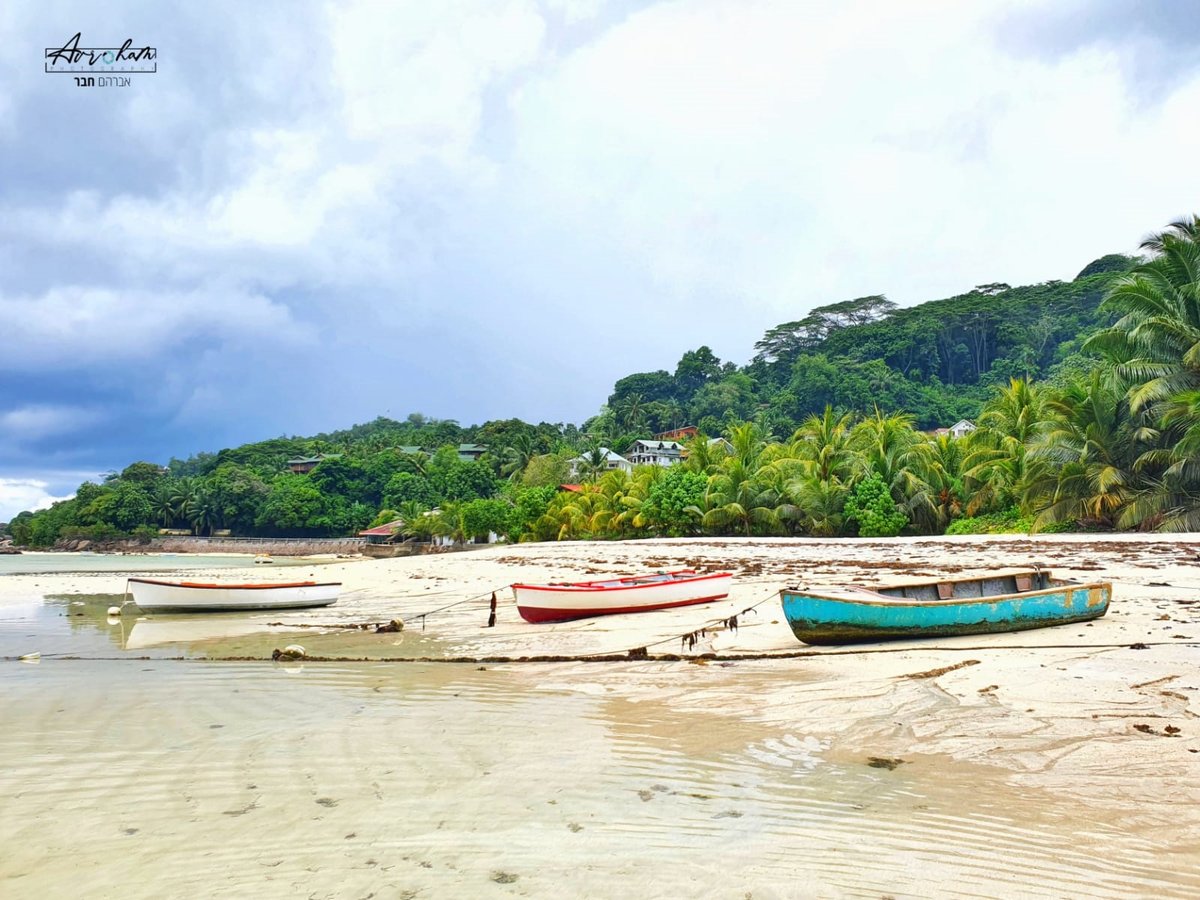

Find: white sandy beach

[2,534,1198,897]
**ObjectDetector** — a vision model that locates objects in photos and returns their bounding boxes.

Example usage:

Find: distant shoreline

[47,535,366,558]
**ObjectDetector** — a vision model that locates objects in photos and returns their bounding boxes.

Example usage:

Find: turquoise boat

[780,568,1111,645]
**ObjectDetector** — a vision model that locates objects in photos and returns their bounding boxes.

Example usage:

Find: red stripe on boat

[517,591,730,623]
[512,570,730,593]
[127,578,340,590]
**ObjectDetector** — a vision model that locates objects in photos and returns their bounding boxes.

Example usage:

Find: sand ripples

[2,661,1197,898]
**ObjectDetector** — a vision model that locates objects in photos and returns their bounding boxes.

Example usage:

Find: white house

[625,439,685,467]
[568,447,632,478]
[949,419,977,439]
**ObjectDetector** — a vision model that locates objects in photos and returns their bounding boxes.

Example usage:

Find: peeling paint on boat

[780,572,1111,645]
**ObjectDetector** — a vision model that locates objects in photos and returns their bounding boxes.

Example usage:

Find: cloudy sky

[1,0,1199,519]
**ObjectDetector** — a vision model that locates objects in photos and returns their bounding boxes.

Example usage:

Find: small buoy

[19,652,41,663]
[272,645,306,661]
[107,606,122,617]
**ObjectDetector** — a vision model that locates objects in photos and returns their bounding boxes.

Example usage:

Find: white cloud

[2,0,1200,480]
[505,0,1200,354]
[1,1,550,291]
[0,477,74,522]
[0,284,315,370]
[331,0,546,151]
[0,405,102,441]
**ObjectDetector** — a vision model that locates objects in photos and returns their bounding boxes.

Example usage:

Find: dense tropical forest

[10,217,1200,546]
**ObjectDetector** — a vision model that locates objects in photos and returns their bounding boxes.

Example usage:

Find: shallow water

[0,593,451,662]
[0,552,327,577]
[2,652,1199,898]
[3,582,1199,899]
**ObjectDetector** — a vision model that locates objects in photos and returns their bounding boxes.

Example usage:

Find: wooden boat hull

[780,571,1110,645]
[513,570,732,623]
[128,578,341,613]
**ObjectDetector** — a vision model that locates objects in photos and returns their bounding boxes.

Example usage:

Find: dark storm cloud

[3,0,1200,522]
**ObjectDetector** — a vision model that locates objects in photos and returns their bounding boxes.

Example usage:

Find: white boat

[512,569,733,623]
[127,578,340,612]
[253,554,274,564]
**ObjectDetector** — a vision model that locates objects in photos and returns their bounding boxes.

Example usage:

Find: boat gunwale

[515,591,732,623]
[819,566,1049,591]
[512,569,731,594]
[127,577,342,591]
[780,578,1111,609]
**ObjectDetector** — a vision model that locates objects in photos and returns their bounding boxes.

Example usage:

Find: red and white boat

[512,569,733,623]
[127,578,341,613]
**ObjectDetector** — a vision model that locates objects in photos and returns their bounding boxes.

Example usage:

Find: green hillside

[15,219,1200,545]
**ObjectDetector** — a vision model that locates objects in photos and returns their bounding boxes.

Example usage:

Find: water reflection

[0,594,451,661]
[122,617,307,650]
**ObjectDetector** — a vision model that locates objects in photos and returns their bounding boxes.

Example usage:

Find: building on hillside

[625,439,685,467]
[396,446,425,456]
[457,443,488,461]
[359,520,404,544]
[655,426,698,441]
[949,419,976,439]
[568,448,632,479]
[287,456,322,474]
[286,453,341,474]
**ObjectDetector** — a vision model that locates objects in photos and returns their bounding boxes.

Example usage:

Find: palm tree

[681,432,724,475]
[613,393,647,433]
[168,478,194,524]
[500,434,535,482]
[575,443,612,484]
[905,433,967,532]
[395,500,433,541]
[586,469,645,537]
[727,421,769,470]
[1109,386,1200,532]
[535,490,597,541]
[662,398,686,432]
[961,379,1056,515]
[185,486,220,536]
[1081,215,1200,530]
[1085,215,1200,417]
[789,407,857,484]
[433,501,469,546]
[787,475,847,536]
[702,457,781,536]
[1027,371,1142,529]
[849,408,927,522]
[152,484,177,527]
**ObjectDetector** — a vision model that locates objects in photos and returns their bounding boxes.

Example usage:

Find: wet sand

[1,534,1198,897]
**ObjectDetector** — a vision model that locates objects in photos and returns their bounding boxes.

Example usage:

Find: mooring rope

[571,586,784,660]
[9,640,1199,665]
[408,585,511,631]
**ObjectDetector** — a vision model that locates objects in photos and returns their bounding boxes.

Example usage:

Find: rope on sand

[12,640,1200,665]
[568,586,784,661]
[409,585,511,631]
[264,584,511,632]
